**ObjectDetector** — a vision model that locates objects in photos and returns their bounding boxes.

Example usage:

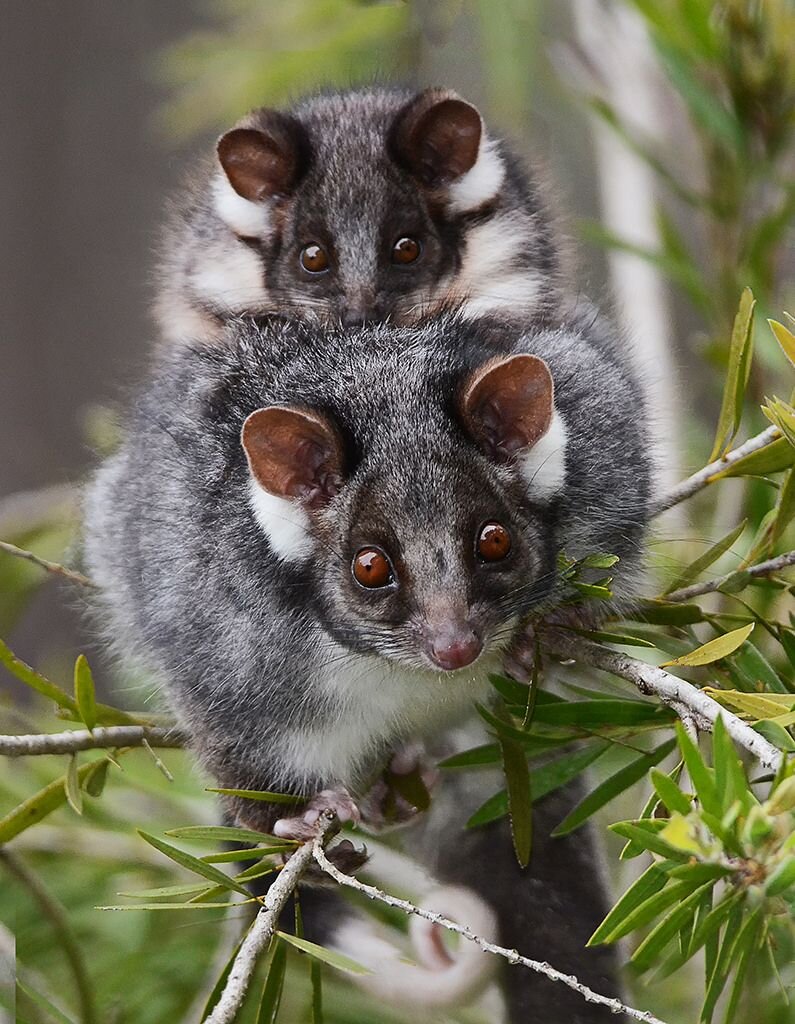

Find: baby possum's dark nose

[426,625,483,671]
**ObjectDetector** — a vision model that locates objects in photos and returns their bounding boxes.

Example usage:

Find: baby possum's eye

[352,547,395,589]
[476,522,512,563]
[300,244,330,274]
[391,237,421,265]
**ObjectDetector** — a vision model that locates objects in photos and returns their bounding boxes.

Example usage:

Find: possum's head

[205,88,551,327]
[241,348,565,672]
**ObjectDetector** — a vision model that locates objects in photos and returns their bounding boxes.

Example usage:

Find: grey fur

[155,86,562,343]
[84,311,648,1021]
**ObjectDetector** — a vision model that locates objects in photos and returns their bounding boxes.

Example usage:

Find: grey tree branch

[664,550,795,603]
[202,811,336,1024]
[546,632,784,771]
[0,726,186,757]
[0,539,95,588]
[652,425,781,515]
[312,839,670,1024]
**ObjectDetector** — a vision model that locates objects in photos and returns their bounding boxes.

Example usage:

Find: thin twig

[0,847,97,1024]
[664,550,795,603]
[312,840,670,1024]
[652,425,781,515]
[0,539,96,588]
[0,726,186,757]
[203,811,336,1024]
[546,633,783,771]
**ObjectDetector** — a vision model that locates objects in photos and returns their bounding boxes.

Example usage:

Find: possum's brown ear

[242,406,345,509]
[390,89,482,186]
[460,355,554,462]
[218,114,309,201]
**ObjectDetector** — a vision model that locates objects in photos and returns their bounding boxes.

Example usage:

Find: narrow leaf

[64,754,83,815]
[631,882,715,973]
[275,932,371,975]
[664,521,746,595]
[709,288,756,460]
[769,318,795,369]
[0,758,111,841]
[710,436,794,479]
[166,825,289,845]
[498,735,532,867]
[650,768,692,816]
[676,722,721,817]
[73,654,98,731]
[552,738,677,836]
[438,744,500,768]
[137,830,252,897]
[588,864,670,946]
[207,787,299,804]
[610,820,692,861]
[256,938,287,1024]
[662,623,754,668]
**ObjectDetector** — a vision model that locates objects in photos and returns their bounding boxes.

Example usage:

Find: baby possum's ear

[217,112,309,203]
[390,89,482,186]
[242,406,345,510]
[460,355,554,460]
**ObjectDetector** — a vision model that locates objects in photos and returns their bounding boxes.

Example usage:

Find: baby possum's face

[242,352,563,673]
[210,89,518,326]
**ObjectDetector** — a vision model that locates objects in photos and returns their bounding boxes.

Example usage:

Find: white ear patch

[517,409,567,500]
[447,136,505,214]
[248,478,315,562]
[212,174,273,238]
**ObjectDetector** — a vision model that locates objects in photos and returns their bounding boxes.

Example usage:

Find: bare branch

[203,811,336,1024]
[546,633,784,771]
[0,726,186,757]
[0,539,96,588]
[313,839,670,1024]
[664,550,795,603]
[652,425,781,516]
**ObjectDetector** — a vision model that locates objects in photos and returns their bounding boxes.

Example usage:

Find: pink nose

[428,631,483,671]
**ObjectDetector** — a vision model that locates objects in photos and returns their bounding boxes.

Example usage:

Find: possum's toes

[358,743,437,830]
[273,786,361,841]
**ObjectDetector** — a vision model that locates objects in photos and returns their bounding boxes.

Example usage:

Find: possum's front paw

[273,786,361,841]
[358,743,438,830]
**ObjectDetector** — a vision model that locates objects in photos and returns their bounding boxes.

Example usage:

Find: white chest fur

[274,640,494,790]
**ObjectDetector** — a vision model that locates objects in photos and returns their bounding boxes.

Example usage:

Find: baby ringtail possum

[85,311,650,1022]
[157,86,562,342]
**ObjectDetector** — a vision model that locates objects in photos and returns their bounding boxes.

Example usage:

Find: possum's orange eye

[476,522,511,562]
[352,548,394,589]
[392,237,421,265]
[301,244,329,274]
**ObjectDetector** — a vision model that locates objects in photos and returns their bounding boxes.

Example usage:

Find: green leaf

[83,758,110,798]
[709,288,756,460]
[580,553,620,569]
[552,738,677,836]
[0,635,76,712]
[712,715,749,815]
[631,602,706,625]
[654,890,743,981]
[709,436,795,479]
[579,630,655,648]
[588,864,670,946]
[733,641,789,694]
[765,857,795,897]
[721,912,763,1024]
[16,980,78,1024]
[137,831,253,898]
[533,741,611,800]
[97,901,241,910]
[662,623,754,667]
[73,654,97,731]
[118,882,215,900]
[676,722,721,817]
[0,757,112,842]
[752,719,795,752]
[166,825,289,845]
[498,734,532,867]
[256,938,287,1024]
[771,467,795,547]
[64,754,83,815]
[650,768,693,815]
[610,820,692,861]
[700,904,758,1024]
[466,789,508,828]
[207,787,299,804]
[769,318,795,370]
[604,877,705,949]
[533,699,672,728]
[664,521,746,596]
[275,932,371,976]
[310,959,323,1024]
[438,744,500,768]
[631,882,715,973]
